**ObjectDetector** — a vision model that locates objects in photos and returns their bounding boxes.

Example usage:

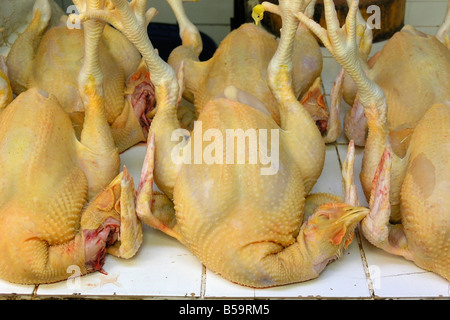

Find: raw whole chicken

[5,0,155,152]
[166,0,340,142]
[78,0,369,288]
[336,1,450,149]
[0,0,143,284]
[297,0,450,281]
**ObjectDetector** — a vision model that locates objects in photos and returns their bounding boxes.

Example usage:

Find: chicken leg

[297,0,450,281]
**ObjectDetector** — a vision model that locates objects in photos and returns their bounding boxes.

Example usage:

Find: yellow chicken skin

[359,103,450,281]
[0,2,143,284]
[342,25,450,150]
[5,0,153,152]
[0,0,64,56]
[77,0,369,288]
[149,98,367,287]
[297,0,449,281]
[166,0,338,141]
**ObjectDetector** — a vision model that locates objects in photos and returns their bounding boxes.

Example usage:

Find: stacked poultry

[296,0,449,281]
[0,0,448,287]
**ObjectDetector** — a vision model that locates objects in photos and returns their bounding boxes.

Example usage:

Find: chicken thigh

[0,0,143,284]
[5,0,154,152]
[297,0,449,281]
[78,0,369,288]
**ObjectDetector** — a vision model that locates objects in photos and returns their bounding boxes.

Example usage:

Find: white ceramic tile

[321,57,343,105]
[406,0,447,2]
[370,39,388,55]
[204,145,369,298]
[320,46,332,58]
[254,240,371,298]
[361,237,450,298]
[311,144,344,196]
[414,25,440,35]
[336,144,450,298]
[197,24,231,46]
[35,145,203,298]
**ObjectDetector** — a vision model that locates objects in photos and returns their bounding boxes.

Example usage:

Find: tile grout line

[200,264,207,299]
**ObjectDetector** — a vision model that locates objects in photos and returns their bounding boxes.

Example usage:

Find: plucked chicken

[5,0,154,152]
[0,0,64,56]
[166,0,340,142]
[333,0,450,148]
[297,0,450,281]
[0,0,143,284]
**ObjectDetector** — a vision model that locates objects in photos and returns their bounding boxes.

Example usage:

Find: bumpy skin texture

[297,0,450,281]
[396,103,450,280]
[344,27,450,217]
[360,103,450,282]
[6,5,147,152]
[343,25,450,152]
[0,3,143,284]
[0,88,134,284]
[77,0,369,288]
[0,0,63,56]
[169,98,364,287]
[168,22,323,126]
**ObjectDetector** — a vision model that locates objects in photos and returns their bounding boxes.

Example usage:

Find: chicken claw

[0,56,12,109]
